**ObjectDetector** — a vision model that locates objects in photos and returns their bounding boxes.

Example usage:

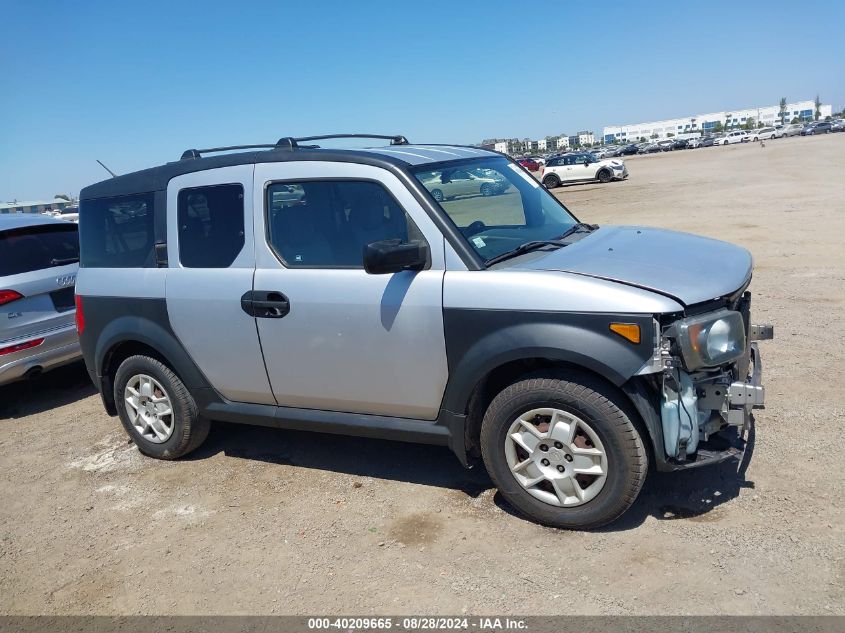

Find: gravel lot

[1,134,843,615]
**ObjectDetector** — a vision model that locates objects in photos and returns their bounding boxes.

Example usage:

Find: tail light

[0,290,23,306]
[0,338,44,356]
[74,294,85,334]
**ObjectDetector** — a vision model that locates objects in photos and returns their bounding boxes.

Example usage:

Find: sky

[2,0,844,201]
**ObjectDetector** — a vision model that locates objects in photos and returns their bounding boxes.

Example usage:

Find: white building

[490,134,571,155]
[602,100,834,143]
[550,135,570,151]
[568,131,595,147]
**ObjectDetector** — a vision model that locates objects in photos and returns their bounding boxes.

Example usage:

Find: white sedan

[422,168,510,202]
[541,152,628,187]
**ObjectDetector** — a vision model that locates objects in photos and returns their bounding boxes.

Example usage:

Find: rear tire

[480,371,648,529]
[114,355,210,459]
[480,183,494,197]
[430,188,444,203]
[542,174,561,188]
[597,169,612,184]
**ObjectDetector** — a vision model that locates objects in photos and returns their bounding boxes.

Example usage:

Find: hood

[514,226,752,307]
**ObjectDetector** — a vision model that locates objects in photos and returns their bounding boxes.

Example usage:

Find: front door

[252,161,449,419]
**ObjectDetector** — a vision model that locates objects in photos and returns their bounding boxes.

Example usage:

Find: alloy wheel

[124,374,174,443]
[504,408,608,507]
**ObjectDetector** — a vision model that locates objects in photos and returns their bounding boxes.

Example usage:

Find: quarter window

[79,193,155,268]
[266,180,416,268]
[177,184,245,268]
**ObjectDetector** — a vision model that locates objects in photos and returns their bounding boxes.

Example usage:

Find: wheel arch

[456,355,659,469]
[596,167,612,181]
[94,313,213,415]
[440,314,657,461]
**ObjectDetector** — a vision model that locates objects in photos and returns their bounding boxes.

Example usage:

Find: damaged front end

[635,291,773,470]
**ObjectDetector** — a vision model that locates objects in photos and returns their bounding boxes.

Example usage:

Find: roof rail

[181,144,276,160]
[274,134,409,150]
[181,134,408,160]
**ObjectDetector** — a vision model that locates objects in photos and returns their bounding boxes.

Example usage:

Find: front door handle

[241,290,290,318]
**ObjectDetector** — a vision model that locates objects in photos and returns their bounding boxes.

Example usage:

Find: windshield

[412,157,577,262]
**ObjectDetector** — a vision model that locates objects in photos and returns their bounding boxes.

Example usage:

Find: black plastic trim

[440,308,655,416]
[194,396,469,466]
[78,296,217,413]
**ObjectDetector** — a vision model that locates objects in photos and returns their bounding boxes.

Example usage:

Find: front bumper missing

[660,327,771,471]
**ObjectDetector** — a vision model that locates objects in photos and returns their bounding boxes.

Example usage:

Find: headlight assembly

[670,309,746,370]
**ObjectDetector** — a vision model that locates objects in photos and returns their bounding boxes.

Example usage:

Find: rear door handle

[241,290,290,318]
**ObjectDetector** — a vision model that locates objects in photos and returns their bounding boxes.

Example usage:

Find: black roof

[80,137,500,200]
[80,148,408,200]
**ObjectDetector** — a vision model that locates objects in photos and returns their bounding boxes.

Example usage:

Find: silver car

[0,215,81,385]
[76,133,772,530]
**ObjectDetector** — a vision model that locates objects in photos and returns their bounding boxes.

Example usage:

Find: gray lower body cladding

[439,308,655,415]
[77,296,469,463]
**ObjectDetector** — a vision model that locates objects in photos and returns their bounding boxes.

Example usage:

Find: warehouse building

[602,100,834,143]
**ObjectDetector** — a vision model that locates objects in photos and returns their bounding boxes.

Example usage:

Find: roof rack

[181,134,409,160]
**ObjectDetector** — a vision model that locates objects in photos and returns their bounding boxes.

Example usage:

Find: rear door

[165,165,275,405]
[0,221,78,345]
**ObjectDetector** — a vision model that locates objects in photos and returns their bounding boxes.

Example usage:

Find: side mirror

[363,239,428,274]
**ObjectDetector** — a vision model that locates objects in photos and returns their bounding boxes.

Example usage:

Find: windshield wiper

[483,223,599,268]
[558,222,599,240]
[484,240,567,267]
[50,257,79,266]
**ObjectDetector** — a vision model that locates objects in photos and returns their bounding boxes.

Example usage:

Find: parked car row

[589,119,844,156]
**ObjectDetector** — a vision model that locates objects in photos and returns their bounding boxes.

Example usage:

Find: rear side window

[80,194,155,268]
[0,223,79,276]
[177,184,245,268]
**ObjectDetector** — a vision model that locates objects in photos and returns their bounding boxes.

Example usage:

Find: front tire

[480,372,647,529]
[430,188,444,203]
[114,355,210,459]
[480,183,494,197]
[597,169,612,184]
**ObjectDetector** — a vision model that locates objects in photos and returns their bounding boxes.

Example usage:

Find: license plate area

[50,287,75,312]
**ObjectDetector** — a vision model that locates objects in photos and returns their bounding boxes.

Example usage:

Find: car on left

[0,214,81,386]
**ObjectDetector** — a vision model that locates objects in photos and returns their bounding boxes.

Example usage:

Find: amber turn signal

[609,323,641,344]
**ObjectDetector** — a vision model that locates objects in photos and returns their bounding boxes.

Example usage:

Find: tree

[779,97,787,124]
[815,94,822,121]
[791,117,799,124]
[650,133,658,139]
[54,194,71,201]
[667,132,675,137]
[713,121,724,133]
[744,117,756,130]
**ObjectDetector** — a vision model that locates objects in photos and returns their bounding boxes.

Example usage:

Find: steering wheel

[465,220,487,236]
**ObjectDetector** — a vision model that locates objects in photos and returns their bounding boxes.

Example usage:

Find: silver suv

[77,134,772,529]
[1,214,81,385]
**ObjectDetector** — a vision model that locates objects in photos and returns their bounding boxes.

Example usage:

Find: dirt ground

[1,134,843,615]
